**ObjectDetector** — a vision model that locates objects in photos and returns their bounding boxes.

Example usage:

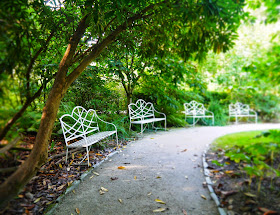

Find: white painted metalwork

[60,106,118,166]
[128,99,166,134]
[183,100,214,126]
[229,102,257,124]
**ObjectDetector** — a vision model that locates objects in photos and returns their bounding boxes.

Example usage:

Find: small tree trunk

[126,91,133,116]
[0,78,65,208]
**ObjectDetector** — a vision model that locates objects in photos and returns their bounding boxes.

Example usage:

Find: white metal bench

[59,106,118,166]
[183,100,214,126]
[229,102,257,124]
[128,99,166,134]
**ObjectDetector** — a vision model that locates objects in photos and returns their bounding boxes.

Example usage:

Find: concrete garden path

[52,123,280,215]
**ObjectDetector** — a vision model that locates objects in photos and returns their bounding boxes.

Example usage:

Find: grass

[211,130,278,150]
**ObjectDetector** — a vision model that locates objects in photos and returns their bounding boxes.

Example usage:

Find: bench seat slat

[67,130,117,148]
[130,118,166,124]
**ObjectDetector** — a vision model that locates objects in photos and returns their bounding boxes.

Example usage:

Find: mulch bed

[0,134,130,215]
[205,148,280,215]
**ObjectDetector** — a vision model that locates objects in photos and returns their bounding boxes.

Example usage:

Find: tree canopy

[2,0,279,208]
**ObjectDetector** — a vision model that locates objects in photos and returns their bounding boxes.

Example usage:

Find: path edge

[202,144,227,215]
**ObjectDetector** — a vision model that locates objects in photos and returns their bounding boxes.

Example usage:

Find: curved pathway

[52,124,280,215]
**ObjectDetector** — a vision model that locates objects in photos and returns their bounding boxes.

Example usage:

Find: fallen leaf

[57,184,65,191]
[245,199,256,205]
[151,138,154,139]
[59,163,63,169]
[134,176,137,180]
[18,194,24,198]
[156,176,161,179]
[90,175,94,179]
[221,190,237,197]
[258,207,278,214]
[118,199,123,203]
[118,166,126,169]
[34,197,41,203]
[225,170,234,174]
[201,195,207,200]
[100,187,108,192]
[244,192,256,198]
[72,153,75,160]
[99,190,105,195]
[182,209,187,215]
[153,208,166,212]
[264,211,278,215]
[92,171,99,176]
[73,190,76,194]
[147,192,152,196]
[181,149,188,152]
[96,153,102,156]
[76,208,80,214]
[155,199,166,204]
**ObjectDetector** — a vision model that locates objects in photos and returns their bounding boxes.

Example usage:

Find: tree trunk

[0,78,66,208]
[126,91,132,115]
[0,5,155,208]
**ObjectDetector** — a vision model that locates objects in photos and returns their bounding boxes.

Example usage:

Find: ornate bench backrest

[229,102,250,115]
[184,100,205,116]
[60,106,99,146]
[128,99,155,120]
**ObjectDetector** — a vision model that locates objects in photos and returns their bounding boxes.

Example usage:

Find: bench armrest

[95,113,117,131]
[154,109,166,119]
[249,109,257,115]
[204,109,214,116]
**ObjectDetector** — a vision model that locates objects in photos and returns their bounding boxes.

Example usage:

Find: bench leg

[115,132,119,148]
[86,146,90,167]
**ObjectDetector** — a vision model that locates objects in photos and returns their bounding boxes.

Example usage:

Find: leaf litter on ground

[0,135,129,215]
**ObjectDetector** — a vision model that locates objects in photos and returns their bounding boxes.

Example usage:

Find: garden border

[202,144,228,215]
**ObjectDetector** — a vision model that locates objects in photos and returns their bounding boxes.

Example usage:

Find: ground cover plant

[206,130,280,214]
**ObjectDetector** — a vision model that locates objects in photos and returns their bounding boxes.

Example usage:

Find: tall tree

[0,0,68,140]
[0,0,246,207]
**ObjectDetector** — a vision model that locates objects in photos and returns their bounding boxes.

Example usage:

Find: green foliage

[213,129,280,192]
[205,91,229,126]
[62,68,122,113]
